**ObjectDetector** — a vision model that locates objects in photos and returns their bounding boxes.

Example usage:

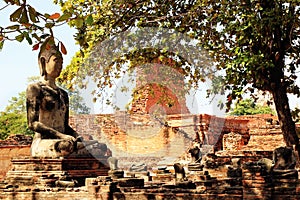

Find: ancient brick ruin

[0,112,299,199]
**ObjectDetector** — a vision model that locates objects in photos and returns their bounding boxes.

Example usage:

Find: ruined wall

[69,113,285,160]
[0,145,30,180]
[0,113,286,179]
[0,135,32,180]
[69,113,191,160]
[69,114,285,153]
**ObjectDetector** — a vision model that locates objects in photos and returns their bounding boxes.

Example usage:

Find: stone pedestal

[152,168,174,182]
[3,156,110,188]
[272,169,299,199]
[188,163,204,171]
[108,170,124,179]
[126,171,152,182]
[242,164,272,199]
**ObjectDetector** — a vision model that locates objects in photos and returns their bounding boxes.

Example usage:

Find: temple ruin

[0,112,299,199]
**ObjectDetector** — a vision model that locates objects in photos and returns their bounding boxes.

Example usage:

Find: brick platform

[2,156,110,188]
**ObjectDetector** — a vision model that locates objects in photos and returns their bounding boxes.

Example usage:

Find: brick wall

[131,63,190,115]
[69,113,285,162]
[130,83,190,115]
[0,113,286,179]
[0,145,30,180]
[69,113,191,159]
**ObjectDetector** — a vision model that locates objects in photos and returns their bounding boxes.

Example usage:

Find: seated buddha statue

[26,44,99,157]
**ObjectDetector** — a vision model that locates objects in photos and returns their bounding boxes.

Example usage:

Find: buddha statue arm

[26,84,74,140]
[61,89,79,138]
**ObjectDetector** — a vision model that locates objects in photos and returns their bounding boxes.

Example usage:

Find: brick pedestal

[2,156,109,189]
[242,164,272,200]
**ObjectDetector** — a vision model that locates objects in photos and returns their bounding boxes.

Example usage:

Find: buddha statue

[26,44,98,157]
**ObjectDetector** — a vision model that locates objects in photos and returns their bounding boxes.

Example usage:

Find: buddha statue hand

[60,134,76,143]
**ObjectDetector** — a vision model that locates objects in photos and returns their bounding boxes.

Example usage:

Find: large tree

[57,0,300,152]
[1,1,300,153]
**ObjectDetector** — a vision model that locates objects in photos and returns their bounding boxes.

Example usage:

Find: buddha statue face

[45,54,63,79]
[38,45,63,78]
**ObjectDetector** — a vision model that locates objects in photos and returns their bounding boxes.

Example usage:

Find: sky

[0,0,78,111]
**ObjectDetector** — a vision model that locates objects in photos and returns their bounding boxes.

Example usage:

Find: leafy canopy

[0,91,33,139]
[229,98,275,116]
[56,0,300,148]
[54,0,300,109]
[1,0,299,105]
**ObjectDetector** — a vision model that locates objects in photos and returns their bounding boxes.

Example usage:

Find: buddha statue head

[38,44,63,77]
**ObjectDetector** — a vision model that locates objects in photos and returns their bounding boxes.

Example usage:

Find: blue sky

[0,0,78,111]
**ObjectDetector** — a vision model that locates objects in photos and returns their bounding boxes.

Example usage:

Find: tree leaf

[15,33,24,42]
[19,8,29,24]
[74,18,84,28]
[6,25,20,30]
[45,22,55,29]
[32,43,39,51]
[0,40,4,51]
[57,12,72,22]
[9,6,23,22]
[28,6,37,23]
[86,15,94,25]
[23,31,32,45]
[22,23,32,28]
[60,41,67,55]
[49,13,61,20]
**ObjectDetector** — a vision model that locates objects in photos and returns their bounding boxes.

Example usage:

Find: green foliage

[0,91,34,139]
[59,84,91,114]
[4,91,26,113]
[229,98,275,116]
[0,0,72,53]
[55,0,300,107]
[55,0,300,146]
[56,0,217,109]
[2,1,299,108]
[0,112,33,139]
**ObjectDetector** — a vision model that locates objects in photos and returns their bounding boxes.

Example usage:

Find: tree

[55,0,300,155]
[1,1,300,154]
[229,98,275,116]
[63,86,91,114]
[0,91,34,139]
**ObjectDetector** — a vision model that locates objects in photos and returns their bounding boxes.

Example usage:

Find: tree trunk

[271,86,300,155]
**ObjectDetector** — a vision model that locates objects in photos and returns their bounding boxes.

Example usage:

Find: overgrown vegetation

[229,98,275,116]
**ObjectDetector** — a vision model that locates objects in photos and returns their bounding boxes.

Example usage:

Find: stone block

[115,178,144,187]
